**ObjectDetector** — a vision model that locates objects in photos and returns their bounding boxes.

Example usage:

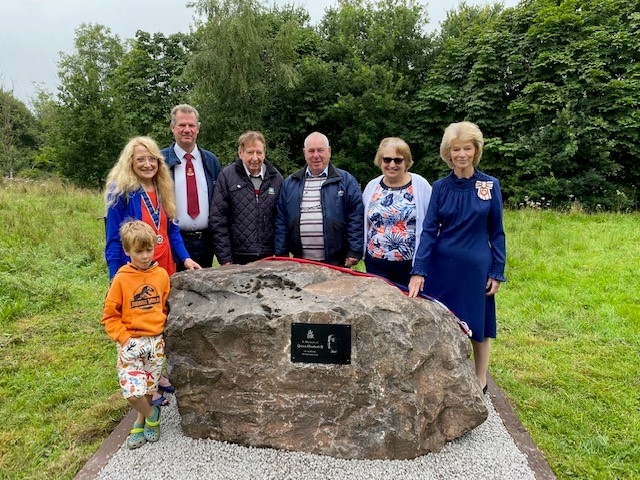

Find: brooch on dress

[475,181,493,200]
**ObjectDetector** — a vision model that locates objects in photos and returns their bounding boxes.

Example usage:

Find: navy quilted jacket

[210,158,284,264]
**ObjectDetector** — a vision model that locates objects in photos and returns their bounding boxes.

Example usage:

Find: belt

[181,229,210,239]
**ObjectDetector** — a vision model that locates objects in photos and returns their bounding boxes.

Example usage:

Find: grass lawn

[496,210,640,478]
[0,180,638,479]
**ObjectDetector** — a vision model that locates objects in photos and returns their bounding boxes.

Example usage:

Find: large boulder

[165,260,488,460]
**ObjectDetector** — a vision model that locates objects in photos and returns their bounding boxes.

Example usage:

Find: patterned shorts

[116,334,165,399]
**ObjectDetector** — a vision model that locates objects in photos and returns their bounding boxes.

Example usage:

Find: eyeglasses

[382,157,404,165]
[134,156,159,165]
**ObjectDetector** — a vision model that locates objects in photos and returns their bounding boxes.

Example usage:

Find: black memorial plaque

[291,323,351,364]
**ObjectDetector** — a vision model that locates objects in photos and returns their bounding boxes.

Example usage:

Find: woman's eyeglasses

[382,157,404,165]
[134,156,159,165]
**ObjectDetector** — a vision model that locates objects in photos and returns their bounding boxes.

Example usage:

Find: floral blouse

[366,180,417,261]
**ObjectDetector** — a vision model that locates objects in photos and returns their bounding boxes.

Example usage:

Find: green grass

[0,180,128,480]
[1,180,638,479]
[496,210,640,479]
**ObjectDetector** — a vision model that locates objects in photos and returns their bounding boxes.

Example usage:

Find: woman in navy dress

[408,122,506,394]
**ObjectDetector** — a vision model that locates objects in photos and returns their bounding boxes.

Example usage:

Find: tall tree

[412,0,640,210]
[188,0,312,167]
[0,88,41,178]
[113,31,195,145]
[310,0,432,182]
[48,24,127,188]
[410,3,507,182]
[502,0,640,210]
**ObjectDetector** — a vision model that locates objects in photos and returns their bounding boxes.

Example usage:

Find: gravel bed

[96,393,535,480]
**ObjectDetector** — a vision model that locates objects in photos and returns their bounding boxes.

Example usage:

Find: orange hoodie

[102,262,170,345]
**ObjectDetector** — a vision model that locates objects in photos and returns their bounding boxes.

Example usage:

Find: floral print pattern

[366,182,417,261]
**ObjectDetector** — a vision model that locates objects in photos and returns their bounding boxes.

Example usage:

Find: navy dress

[412,170,506,341]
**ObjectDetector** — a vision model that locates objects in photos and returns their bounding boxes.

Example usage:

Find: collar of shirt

[305,166,328,177]
[174,144,201,163]
[243,163,266,179]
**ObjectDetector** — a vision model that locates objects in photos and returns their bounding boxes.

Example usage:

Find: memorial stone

[165,260,488,460]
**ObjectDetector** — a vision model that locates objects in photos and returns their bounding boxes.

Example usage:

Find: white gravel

[96,393,536,480]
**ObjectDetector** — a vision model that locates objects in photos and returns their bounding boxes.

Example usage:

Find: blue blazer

[104,188,191,279]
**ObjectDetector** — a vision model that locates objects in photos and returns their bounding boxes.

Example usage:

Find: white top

[362,172,432,265]
[172,144,210,231]
[300,175,327,261]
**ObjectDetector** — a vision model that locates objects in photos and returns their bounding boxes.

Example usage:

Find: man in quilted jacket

[210,131,284,265]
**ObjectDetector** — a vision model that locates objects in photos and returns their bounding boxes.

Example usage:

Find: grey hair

[170,104,200,126]
[304,132,330,149]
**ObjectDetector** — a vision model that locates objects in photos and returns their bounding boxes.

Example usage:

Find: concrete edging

[486,374,556,480]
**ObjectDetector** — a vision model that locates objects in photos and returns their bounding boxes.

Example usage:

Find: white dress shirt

[172,144,210,231]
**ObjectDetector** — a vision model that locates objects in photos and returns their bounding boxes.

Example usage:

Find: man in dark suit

[161,104,221,269]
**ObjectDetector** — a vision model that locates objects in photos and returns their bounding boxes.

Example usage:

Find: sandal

[127,423,146,449]
[158,375,174,393]
[144,405,161,442]
[151,394,169,407]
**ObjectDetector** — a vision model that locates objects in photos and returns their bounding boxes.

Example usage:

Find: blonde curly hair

[104,136,177,218]
[373,137,414,170]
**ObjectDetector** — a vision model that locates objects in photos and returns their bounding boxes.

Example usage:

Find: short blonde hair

[374,137,414,169]
[170,104,200,126]
[120,220,156,252]
[439,121,484,168]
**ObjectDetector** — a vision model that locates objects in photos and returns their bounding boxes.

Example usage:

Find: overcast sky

[0,0,517,105]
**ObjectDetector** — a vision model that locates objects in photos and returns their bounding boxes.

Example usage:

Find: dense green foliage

[2,0,639,210]
[114,30,195,145]
[412,0,640,210]
[188,0,315,166]
[41,25,128,187]
[0,89,42,178]
[1,180,638,479]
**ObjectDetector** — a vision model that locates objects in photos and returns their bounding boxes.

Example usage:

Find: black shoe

[482,384,488,395]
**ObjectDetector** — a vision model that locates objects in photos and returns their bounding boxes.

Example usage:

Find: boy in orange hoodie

[102,220,170,449]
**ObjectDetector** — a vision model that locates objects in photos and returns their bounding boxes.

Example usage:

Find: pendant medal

[141,187,164,242]
[475,180,493,200]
